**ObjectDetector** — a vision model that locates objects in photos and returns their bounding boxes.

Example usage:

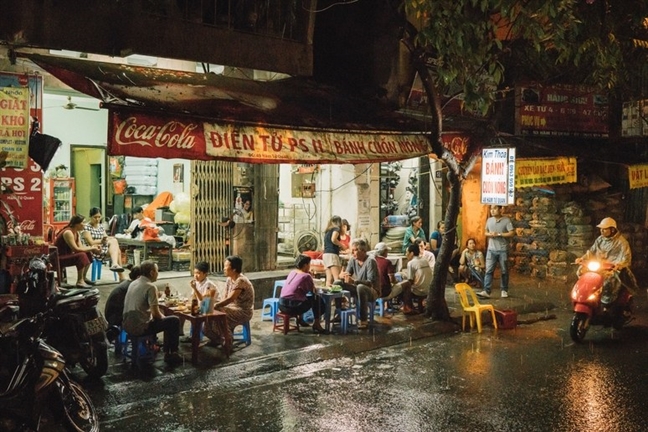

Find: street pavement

[51,267,647,432]
[85,269,569,376]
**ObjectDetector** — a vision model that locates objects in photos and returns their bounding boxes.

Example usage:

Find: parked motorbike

[17,256,109,379]
[570,259,634,343]
[0,311,99,431]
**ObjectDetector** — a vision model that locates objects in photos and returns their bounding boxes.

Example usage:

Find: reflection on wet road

[95,304,648,432]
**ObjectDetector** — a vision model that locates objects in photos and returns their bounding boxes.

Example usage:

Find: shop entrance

[70,146,106,218]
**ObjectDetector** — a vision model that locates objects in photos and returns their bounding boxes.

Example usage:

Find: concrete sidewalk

[87,269,571,378]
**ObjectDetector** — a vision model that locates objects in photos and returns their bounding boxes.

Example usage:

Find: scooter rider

[576,217,638,303]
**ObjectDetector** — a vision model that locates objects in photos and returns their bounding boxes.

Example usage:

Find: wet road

[86,296,648,432]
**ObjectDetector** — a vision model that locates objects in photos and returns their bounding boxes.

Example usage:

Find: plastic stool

[118,330,158,368]
[302,308,315,323]
[273,312,300,335]
[355,297,376,328]
[233,321,252,346]
[374,298,385,317]
[339,308,357,335]
[261,280,285,322]
[90,258,118,283]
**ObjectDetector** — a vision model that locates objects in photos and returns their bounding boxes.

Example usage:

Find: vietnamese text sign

[515,83,608,137]
[628,164,648,189]
[1,159,44,236]
[204,123,430,164]
[0,87,30,168]
[109,108,431,164]
[481,148,515,205]
[515,157,577,187]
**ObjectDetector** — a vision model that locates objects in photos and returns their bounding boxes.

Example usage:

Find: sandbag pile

[506,188,566,278]
[562,201,594,259]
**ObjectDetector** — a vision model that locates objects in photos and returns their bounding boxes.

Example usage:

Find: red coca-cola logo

[114,117,197,149]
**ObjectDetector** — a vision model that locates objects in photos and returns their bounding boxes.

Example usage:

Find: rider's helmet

[596,217,617,229]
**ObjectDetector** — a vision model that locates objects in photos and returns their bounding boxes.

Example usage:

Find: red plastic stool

[273,312,300,335]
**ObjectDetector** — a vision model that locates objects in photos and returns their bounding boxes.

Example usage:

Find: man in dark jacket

[104,265,140,340]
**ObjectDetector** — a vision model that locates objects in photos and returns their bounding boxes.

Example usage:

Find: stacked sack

[562,201,593,259]
[507,188,564,279]
[546,249,575,282]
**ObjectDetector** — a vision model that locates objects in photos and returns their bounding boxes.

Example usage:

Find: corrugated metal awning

[21,53,435,164]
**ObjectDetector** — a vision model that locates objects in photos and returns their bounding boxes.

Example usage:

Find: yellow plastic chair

[454,283,498,333]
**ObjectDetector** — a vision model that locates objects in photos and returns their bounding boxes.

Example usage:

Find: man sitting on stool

[122,260,182,366]
[383,244,433,315]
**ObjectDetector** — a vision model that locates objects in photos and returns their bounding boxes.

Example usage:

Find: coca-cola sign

[114,117,199,149]
[108,107,432,164]
[108,110,210,160]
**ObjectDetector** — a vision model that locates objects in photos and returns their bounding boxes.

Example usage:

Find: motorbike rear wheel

[53,376,99,432]
[79,336,108,379]
[570,312,590,343]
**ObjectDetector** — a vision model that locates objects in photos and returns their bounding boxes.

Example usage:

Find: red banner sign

[0,73,43,237]
[514,83,609,137]
[108,108,431,164]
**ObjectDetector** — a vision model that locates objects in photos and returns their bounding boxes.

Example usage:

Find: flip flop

[76,283,93,289]
[110,265,125,273]
[84,279,97,286]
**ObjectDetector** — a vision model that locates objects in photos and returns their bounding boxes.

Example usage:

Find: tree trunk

[425,169,461,321]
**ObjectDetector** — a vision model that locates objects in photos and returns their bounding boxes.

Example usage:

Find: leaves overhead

[403,0,648,114]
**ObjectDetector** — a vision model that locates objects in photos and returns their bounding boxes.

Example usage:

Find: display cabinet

[48,178,76,231]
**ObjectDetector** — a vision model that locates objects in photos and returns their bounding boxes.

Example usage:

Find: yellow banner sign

[515,157,577,188]
[628,164,648,189]
[204,123,431,164]
[0,86,30,168]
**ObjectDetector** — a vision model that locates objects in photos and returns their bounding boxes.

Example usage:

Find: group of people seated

[105,256,255,366]
[52,204,181,288]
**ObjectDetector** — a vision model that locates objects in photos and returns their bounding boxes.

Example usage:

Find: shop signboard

[628,164,648,189]
[481,147,515,205]
[515,157,577,188]
[514,82,608,137]
[108,108,431,164]
[0,73,43,237]
[0,86,30,168]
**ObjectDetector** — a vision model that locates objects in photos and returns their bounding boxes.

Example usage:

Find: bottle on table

[191,297,199,316]
[164,283,171,298]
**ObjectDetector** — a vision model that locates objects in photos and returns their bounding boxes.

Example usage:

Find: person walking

[478,205,514,299]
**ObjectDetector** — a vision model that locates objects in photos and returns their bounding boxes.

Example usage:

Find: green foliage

[403,0,648,113]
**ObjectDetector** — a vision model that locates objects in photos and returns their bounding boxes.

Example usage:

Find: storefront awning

[21,53,433,164]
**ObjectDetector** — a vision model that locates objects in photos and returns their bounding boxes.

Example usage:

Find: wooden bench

[116,238,173,271]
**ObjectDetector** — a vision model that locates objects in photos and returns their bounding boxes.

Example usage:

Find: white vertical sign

[507,148,516,205]
[481,148,516,205]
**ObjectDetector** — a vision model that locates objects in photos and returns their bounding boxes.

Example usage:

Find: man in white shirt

[383,244,433,315]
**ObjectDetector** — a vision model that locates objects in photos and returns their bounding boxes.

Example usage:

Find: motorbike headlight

[587,261,601,272]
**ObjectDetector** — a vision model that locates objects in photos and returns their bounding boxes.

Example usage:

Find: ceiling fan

[61,96,100,111]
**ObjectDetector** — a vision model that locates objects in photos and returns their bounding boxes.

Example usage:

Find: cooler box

[495,309,518,329]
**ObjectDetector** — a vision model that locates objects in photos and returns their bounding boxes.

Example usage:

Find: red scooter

[570,259,634,343]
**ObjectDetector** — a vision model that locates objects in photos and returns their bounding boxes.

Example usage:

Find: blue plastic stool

[374,298,385,317]
[233,321,252,346]
[117,329,158,368]
[261,280,285,322]
[302,308,315,323]
[90,258,118,282]
[355,296,376,328]
[339,308,357,335]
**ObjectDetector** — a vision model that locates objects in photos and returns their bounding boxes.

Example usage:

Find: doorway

[71,146,106,218]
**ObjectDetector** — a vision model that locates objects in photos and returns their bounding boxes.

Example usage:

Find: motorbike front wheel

[53,375,99,432]
[79,336,108,379]
[570,312,590,343]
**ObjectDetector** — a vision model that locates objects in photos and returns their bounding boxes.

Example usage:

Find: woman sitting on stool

[279,254,326,334]
[54,214,102,288]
